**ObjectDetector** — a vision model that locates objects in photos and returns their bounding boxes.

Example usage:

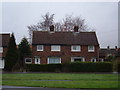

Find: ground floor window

[71,57,85,62]
[25,58,32,64]
[91,58,96,62]
[35,57,40,64]
[48,57,61,64]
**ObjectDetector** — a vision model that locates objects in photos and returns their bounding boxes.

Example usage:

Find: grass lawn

[2,73,119,89]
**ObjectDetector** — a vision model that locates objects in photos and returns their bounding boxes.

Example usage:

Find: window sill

[71,51,81,52]
[37,50,43,51]
[25,62,32,64]
[88,50,94,52]
[51,50,61,52]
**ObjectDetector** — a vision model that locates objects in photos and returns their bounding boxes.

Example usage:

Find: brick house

[26,26,99,64]
[0,33,10,68]
[99,46,119,61]
[118,48,120,57]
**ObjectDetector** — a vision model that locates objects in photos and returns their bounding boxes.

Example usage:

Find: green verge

[2,73,119,89]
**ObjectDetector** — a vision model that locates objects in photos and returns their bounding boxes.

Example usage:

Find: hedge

[26,62,113,72]
[26,64,62,72]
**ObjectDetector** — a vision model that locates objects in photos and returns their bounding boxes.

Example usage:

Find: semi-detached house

[26,26,99,64]
[0,34,10,68]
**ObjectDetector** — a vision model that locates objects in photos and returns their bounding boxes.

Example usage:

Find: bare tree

[62,15,73,31]
[27,13,91,44]
[27,12,55,44]
[55,22,63,31]
[61,15,89,32]
[38,12,55,31]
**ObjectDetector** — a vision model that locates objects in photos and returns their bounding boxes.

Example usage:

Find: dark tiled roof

[0,34,10,47]
[32,31,99,45]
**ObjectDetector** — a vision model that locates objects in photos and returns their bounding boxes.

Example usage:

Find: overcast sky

[1,2,118,48]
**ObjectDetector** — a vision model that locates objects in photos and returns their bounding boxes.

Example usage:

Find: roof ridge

[33,31,95,33]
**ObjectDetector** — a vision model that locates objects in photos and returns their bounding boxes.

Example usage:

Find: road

[2,86,88,90]
[2,86,116,90]
[2,86,89,90]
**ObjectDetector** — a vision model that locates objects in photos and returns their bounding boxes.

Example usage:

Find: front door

[35,57,40,64]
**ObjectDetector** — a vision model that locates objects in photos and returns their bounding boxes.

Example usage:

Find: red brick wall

[32,45,99,64]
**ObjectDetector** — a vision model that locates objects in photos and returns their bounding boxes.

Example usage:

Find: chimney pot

[115,46,117,49]
[74,26,79,32]
[50,25,54,32]
[107,46,110,49]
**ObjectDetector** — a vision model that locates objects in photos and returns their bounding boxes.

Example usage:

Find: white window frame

[37,45,43,51]
[0,47,3,53]
[71,45,81,52]
[25,58,32,64]
[71,57,85,62]
[88,45,95,52]
[48,57,61,64]
[51,45,60,51]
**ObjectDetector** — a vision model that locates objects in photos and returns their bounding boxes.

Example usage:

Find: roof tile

[32,31,99,45]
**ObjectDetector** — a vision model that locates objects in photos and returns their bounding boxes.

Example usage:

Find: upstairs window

[0,47,3,53]
[37,45,43,51]
[51,45,60,51]
[88,45,94,52]
[71,45,81,52]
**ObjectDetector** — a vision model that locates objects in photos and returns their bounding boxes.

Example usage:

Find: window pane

[51,45,60,51]
[37,45,43,51]
[26,59,32,62]
[74,58,82,62]
[76,46,80,50]
[88,45,94,52]
[72,46,75,49]
[49,57,61,64]
[71,57,85,62]
[71,45,80,51]
[89,46,93,50]
[25,58,32,64]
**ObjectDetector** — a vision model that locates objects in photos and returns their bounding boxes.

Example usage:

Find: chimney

[50,25,54,32]
[107,46,110,50]
[74,26,79,32]
[115,46,117,49]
